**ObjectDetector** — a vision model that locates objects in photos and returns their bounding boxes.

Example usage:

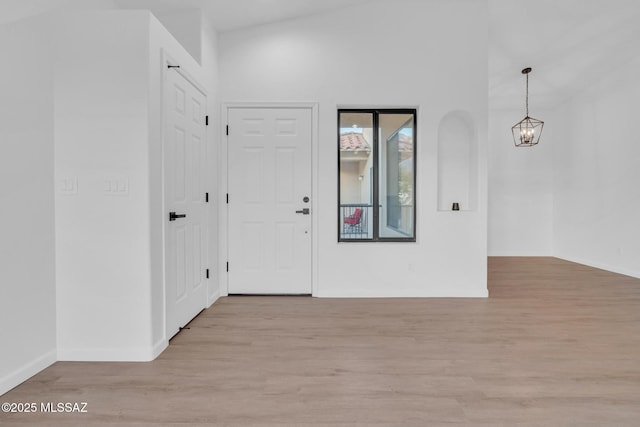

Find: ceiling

[3,0,640,110]
[115,0,640,109]
[115,0,375,33]
[0,0,375,31]
[489,0,640,110]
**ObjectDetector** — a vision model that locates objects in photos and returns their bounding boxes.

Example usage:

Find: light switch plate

[104,176,129,196]
[58,176,78,195]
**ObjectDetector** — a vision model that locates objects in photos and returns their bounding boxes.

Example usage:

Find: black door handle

[169,212,187,221]
[295,208,310,215]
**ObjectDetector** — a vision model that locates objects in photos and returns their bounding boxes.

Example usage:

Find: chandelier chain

[525,72,529,117]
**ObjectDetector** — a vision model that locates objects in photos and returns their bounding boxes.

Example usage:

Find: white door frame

[162,51,209,339]
[220,102,319,296]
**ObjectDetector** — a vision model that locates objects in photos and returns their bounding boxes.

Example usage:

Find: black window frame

[338,108,417,243]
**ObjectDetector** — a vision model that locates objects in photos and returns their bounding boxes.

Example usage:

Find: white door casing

[164,67,207,338]
[227,107,312,294]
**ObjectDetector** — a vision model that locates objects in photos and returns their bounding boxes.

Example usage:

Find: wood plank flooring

[2,257,640,426]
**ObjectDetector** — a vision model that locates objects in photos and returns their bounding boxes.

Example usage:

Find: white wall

[0,0,118,26]
[553,56,640,278]
[219,0,488,297]
[54,11,155,360]
[488,108,554,256]
[0,15,57,395]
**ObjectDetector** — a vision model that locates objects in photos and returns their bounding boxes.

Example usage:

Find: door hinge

[205,115,209,126]
[226,125,229,136]
[226,262,229,272]
[205,192,209,203]
[226,193,229,204]
[206,268,210,279]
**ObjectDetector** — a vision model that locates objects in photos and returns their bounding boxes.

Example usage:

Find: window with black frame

[338,109,416,242]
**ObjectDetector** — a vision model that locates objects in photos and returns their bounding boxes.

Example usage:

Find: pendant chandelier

[512,67,544,147]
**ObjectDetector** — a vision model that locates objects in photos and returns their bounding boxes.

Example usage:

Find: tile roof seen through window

[340,132,371,151]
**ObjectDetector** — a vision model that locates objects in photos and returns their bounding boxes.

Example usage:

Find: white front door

[165,69,207,338]
[227,107,312,294]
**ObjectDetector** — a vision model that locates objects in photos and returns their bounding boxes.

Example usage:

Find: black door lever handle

[295,208,310,215]
[169,212,187,221]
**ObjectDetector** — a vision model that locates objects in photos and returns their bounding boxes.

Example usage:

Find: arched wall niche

[437,110,478,211]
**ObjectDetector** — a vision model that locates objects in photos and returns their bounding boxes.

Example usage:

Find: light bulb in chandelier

[519,127,535,144]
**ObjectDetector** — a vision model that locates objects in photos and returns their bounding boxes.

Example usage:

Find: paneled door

[227,107,312,294]
[165,68,207,338]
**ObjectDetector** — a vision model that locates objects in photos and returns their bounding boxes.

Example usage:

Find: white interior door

[228,107,312,294]
[165,68,207,338]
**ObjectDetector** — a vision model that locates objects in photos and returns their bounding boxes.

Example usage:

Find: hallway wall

[0,15,57,396]
[553,56,640,278]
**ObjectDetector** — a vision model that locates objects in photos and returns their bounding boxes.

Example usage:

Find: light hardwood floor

[2,257,640,426]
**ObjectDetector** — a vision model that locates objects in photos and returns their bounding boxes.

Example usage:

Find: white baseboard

[208,288,221,307]
[0,349,56,396]
[150,338,168,360]
[57,345,162,362]
[554,254,640,279]
[488,252,553,257]
[315,288,489,298]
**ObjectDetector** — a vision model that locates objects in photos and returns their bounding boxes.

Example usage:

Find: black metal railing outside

[340,204,372,239]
